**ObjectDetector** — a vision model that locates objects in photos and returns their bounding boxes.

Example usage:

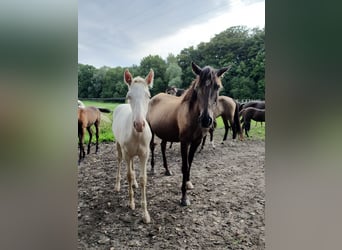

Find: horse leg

[138,152,151,223]
[199,135,206,152]
[209,127,215,148]
[169,142,173,149]
[186,138,201,190]
[126,157,135,210]
[115,142,122,192]
[132,163,139,188]
[161,140,172,176]
[222,118,229,142]
[245,120,250,138]
[86,126,92,154]
[78,126,83,164]
[95,121,99,153]
[149,131,156,175]
[180,142,190,206]
[80,126,86,160]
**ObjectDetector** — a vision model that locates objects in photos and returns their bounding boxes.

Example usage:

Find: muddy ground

[78,129,265,249]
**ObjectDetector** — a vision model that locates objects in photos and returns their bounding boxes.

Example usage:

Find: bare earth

[78,129,265,249]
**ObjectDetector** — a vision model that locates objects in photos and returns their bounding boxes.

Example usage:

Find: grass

[79,100,265,143]
[215,116,265,140]
[80,101,119,143]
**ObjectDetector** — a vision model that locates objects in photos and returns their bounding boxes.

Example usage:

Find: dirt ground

[78,129,265,249]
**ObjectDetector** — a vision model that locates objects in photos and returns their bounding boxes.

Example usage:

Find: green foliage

[139,55,167,96]
[165,62,182,87]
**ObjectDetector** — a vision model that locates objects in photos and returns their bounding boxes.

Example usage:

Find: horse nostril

[200,115,212,128]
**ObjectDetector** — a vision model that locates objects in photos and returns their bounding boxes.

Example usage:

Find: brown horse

[239,107,265,137]
[147,62,231,206]
[239,100,265,127]
[78,106,111,164]
[200,95,243,151]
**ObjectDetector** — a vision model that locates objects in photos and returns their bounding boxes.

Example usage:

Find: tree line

[78,26,264,100]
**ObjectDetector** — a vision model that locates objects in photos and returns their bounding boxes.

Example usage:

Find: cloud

[78,0,264,68]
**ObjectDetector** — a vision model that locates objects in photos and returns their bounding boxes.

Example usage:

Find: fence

[78,97,126,103]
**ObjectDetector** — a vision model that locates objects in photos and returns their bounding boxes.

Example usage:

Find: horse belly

[154,129,179,142]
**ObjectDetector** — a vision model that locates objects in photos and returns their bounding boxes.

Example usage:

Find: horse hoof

[149,169,156,175]
[129,203,135,210]
[180,198,190,206]
[165,170,172,176]
[143,212,151,224]
[186,181,194,190]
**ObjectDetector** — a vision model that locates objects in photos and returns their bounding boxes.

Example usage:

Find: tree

[165,63,182,87]
[78,64,96,98]
[139,55,167,96]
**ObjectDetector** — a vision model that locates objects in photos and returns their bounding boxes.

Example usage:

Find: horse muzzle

[199,114,213,128]
[133,120,145,133]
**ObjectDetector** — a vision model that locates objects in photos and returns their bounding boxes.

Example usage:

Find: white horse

[112,68,154,224]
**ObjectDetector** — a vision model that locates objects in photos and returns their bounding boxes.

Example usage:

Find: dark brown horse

[78,106,111,164]
[239,107,265,137]
[239,100,265,126]
[200,95,243,151]
[147,62,230,206]
[239,100,265,111]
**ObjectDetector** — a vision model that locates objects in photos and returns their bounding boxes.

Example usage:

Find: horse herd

[77,62,265,223]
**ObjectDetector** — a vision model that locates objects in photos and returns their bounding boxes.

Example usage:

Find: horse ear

[216,65,232,78]
[145,69,154,88]
[124,69,133,85]
[191,62,202,75]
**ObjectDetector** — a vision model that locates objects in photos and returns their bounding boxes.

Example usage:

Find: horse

[239,107,265,137]
[112,68,154,224]
[78,106,111,164]
[147,62,230,206]
[239,100,265,111]
[199,95,243,151]
[165,86,185,97]
[239,100,265,127]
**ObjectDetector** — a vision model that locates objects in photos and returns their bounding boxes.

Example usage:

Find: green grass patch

[80,101,119,143]
[79,100,265,143]
[215,117,265,140]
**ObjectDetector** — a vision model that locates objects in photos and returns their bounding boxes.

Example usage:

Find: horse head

[165,86,177,95]
[124,69,154,133]
[191,62,231,128]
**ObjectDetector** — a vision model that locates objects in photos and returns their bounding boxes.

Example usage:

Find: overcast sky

[78,0,264,68]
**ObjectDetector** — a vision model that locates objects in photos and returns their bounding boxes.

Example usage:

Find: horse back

[243,101,265,110]
[217,96,236,119]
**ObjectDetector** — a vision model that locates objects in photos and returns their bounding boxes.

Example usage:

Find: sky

[78,0,264,68]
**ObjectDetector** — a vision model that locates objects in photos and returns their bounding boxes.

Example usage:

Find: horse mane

[181,79,197,109]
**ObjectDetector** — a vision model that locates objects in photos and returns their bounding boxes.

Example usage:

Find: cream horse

[112,69,154,223]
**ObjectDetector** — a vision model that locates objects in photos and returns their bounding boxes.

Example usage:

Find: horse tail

[98,108,111,113]
[233,101,243,140]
